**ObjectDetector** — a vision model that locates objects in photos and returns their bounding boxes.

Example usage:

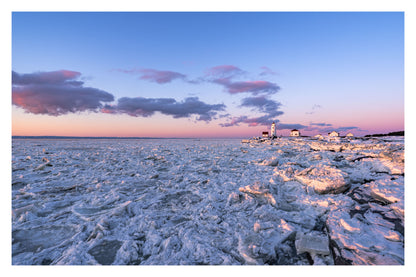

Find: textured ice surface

[11,137,404,265]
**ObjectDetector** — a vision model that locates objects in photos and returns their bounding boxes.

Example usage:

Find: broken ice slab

[12,225,78,257]
[295,232,330,256]
[295,165,350,194]
[88,240,123,265]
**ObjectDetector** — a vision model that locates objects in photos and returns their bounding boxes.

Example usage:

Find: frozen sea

[11,137,404,265]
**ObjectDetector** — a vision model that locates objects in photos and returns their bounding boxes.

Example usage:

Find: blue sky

[11,12,404,137]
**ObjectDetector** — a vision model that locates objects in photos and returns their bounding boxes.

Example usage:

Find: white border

[2,1,414,276]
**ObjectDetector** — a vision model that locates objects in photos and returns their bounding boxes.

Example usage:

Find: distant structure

[290,129,300,137]
[271,122,276,138]
[346,132,354,137]
[328,131,339,137]
[262,131,269,138]
[314,134,324,140]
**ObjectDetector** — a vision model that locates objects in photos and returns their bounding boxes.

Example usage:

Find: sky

[11,11,404,138]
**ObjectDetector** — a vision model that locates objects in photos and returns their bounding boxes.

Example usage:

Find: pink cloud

[213,79,280,95]
[226,80,280,94]
[204,65,280,95]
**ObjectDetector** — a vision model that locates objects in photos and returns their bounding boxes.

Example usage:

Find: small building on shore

[328,131,339,137]
[290,129,300,137]
[262,131,269,138]
[314,134,324,140]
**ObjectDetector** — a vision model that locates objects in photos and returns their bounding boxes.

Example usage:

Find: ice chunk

[381,160,404,175]
[253,222,261,233]
[326,208,404,265]
[238,183,276,206]
[295,232,330,256]
[295,165,349,194]
[88,240,122,265]
[34,159,51,171]
[13,225,77,256]
[369,178,403,204]
[226,192,241,206]
[237,234,276,265]
[260,157,279,166]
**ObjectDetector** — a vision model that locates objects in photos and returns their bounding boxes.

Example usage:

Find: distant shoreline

[364,131,404,137]
[11,136,247,140]
[11,131,404,140]
[11,136,197,140]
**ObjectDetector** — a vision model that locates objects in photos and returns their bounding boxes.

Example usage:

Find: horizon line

[11,130,404,140]
[11,135,245,139]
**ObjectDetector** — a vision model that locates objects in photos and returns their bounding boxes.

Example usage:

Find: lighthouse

[271,122,276,138]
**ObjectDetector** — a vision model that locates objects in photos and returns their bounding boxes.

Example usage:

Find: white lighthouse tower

[271,122,276,138]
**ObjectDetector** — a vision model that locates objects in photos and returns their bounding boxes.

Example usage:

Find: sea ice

[11,137,404,265]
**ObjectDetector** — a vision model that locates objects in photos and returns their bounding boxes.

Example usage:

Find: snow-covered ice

[11,137,404,265]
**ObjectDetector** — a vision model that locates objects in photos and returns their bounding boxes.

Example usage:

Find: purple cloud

[336,126,360,132]
[303,123,362,134]
[205,65,245,78]
[115,68,186,84]
[259,66,278,76]
[137,69,186,84]
[213,78,280,95]
[12,70,83,86]
[240,96,283,115]
[310,122,333,127]
[205,65,280,95]
[102,97,226,122]
[221,96,284,127]
[277,123,308,130]
[305,104,323,115]
[204,65,280,95]
[115,65,281,95]
[220,115,277,127]
[12,70,114,116]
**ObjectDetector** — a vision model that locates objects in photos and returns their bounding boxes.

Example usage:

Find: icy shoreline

[11,137,404,265]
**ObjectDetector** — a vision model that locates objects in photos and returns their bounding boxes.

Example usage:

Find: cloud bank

[13,66,284,128]
[303,123,362,134]
[116,65,281,95]
[12,70,226,122]
[12,70,114,116]
[102,97,225,122]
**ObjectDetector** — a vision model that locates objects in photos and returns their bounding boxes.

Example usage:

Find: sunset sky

[11,12,404,138]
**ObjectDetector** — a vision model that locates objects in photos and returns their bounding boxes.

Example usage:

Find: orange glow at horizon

[12,103,404,138]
